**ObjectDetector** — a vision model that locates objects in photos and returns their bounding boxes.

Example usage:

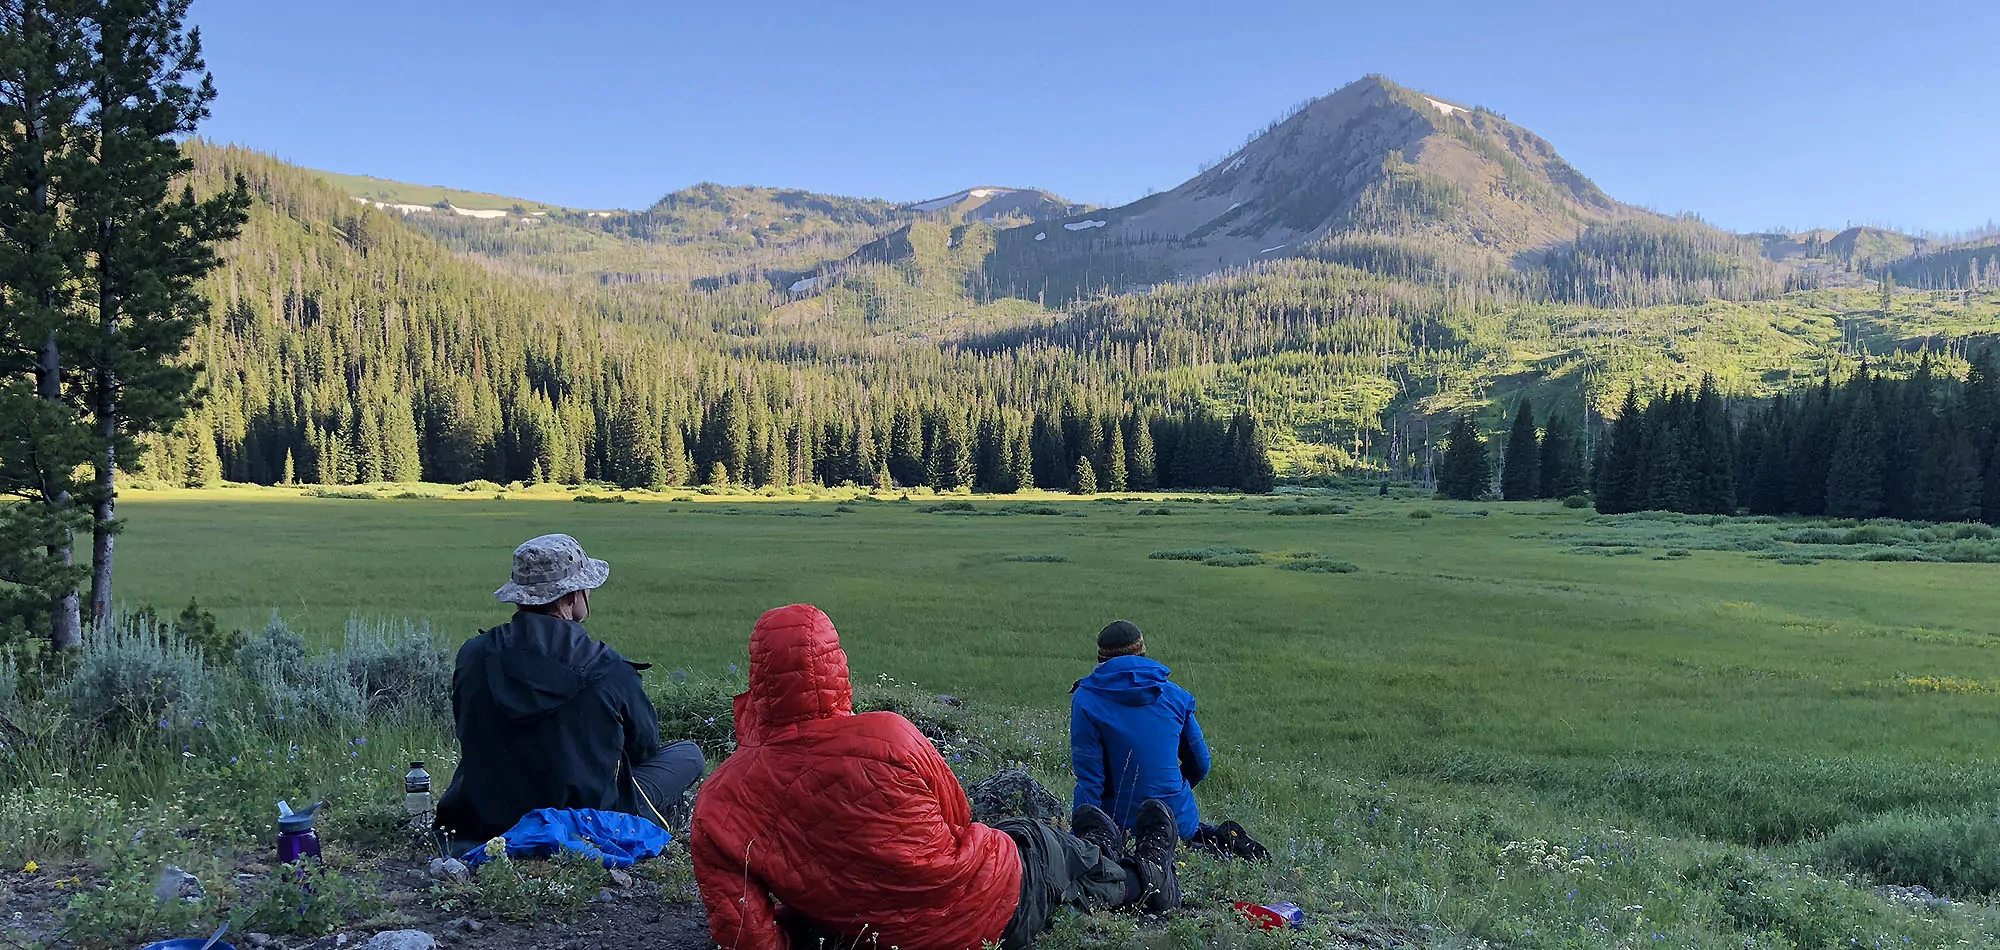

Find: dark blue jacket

[1069,656,1211,839]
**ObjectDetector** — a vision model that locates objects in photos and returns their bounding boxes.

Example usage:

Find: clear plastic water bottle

[404,762,432,819]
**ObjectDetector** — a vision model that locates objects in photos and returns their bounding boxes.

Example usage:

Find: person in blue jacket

[1070,620,1212,840]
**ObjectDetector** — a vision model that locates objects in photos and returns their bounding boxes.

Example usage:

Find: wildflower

[484,836,508,859]
[22,861,36,873]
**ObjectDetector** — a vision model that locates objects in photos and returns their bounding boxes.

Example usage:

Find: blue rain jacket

[462,807,671,869]
[1070,656,1211,839]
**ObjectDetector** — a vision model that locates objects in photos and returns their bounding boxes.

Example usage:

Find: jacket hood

[1077,654,1171,707]
[484,611,613,723]
[736,604,852,746]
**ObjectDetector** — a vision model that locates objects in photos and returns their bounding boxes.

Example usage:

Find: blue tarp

[462,808,672,869]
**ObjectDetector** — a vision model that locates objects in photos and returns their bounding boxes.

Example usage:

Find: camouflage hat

[494,534,609,605]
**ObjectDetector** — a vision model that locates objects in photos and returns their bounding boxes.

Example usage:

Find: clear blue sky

[192,0,1998,235]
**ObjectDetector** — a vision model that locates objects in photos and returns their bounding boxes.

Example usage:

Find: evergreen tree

[70,0,246,627]
[661,421,690,488]
[1008,419,1034,493]
[1824,387,1886,518]
[1984,434,2000,526]
[279,447,294,485]
[1595,388,1644,514]
[1689,376,1735,514]
[936,411,974,490]
[1234,411,1277,493]
[1500,398,1539,501]
[889,400,923,487]
[0,0,91,646]
[1101,417,1128,492]
[383,397,421,481]
[1069,454,1096,495]
[1538,410,1586,499]
[1126,414,1157,491]
[1436,415,1488,501]
[1915,417,1982,523]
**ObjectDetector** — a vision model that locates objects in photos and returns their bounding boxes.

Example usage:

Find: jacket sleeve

[902,718,974,828]
[1178,697,1212,787]
[1070,697,1108,812]
[617,665,663,770]
[693,817,786,950]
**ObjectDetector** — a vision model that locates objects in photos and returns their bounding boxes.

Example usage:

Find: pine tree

[383,397,422,481]
[280,447,295,485]
[1234,411,1277,493]
[1500,398,1539,501]
[1435,415,1488,501]
[1915,417,1982,523]
[0,0,92,646]
[1008,419,1034,492]
[661,421,690,487]
[186,421,221,487]
[1538,411,1586,499]
[1069,454,1097,495]
[1824,387,1886,519]
[1126,414,1157,491]
[1690,376,1735,514]
[1102,418,1128,492]
[889,400,924,487]
[1595,387,1644,513]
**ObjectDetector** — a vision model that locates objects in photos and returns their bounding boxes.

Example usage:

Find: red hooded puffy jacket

[692,604,1023,950]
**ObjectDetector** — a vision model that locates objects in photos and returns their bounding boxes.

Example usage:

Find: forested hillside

[157,73,2000,495]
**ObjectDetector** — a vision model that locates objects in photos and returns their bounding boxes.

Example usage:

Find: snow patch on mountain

[1259,244,1287,254]
[788,275,824,294]
[1034,232,1046,241]
[1063,220,1108,231]
[1425,97,1465,118]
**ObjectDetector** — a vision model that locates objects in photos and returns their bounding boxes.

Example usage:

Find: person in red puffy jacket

[692,604,1182,950]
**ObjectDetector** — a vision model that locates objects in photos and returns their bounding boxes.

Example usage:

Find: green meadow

[114,486,2000,848]
[11,484,2000,947]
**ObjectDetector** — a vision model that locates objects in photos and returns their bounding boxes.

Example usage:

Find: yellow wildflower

[483,836,508,859]
[21,860,36,873]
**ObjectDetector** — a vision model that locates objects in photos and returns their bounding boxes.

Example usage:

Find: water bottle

[276,800,323,865]
[404,762,433,818]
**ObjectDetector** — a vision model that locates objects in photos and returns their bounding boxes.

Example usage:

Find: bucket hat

[494,534,609,605]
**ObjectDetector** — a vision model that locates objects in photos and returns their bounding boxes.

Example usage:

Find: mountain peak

[980,73,1635,298]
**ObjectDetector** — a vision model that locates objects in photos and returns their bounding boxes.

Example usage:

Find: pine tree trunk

[91,256,119,627]
[39,329,82,650]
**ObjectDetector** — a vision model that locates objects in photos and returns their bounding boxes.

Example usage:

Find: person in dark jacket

[436,534,703,844]
[1071,620,1211,841]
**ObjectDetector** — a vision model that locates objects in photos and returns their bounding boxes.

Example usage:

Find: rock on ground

[365,930,438,950]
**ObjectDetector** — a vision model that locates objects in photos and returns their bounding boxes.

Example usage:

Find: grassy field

[9,483,2000,947]
[112,486,2000,847]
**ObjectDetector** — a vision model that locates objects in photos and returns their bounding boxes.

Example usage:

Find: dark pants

[996,818,1134,950]
[624,740,706,828]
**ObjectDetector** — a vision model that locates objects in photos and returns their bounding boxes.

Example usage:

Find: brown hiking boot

[1070,804,1126,863]
[1132,799,1182,913]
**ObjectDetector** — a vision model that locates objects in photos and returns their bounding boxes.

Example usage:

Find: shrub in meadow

[1149,546,1259,561]
[1280,558,1360,573]
[1801,809,2000,897]
[61,613,208,741]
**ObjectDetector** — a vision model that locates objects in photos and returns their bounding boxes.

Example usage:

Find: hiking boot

[1217,820,1270,862]
[1070,804,1125,863]
[1132,799,1182,914]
